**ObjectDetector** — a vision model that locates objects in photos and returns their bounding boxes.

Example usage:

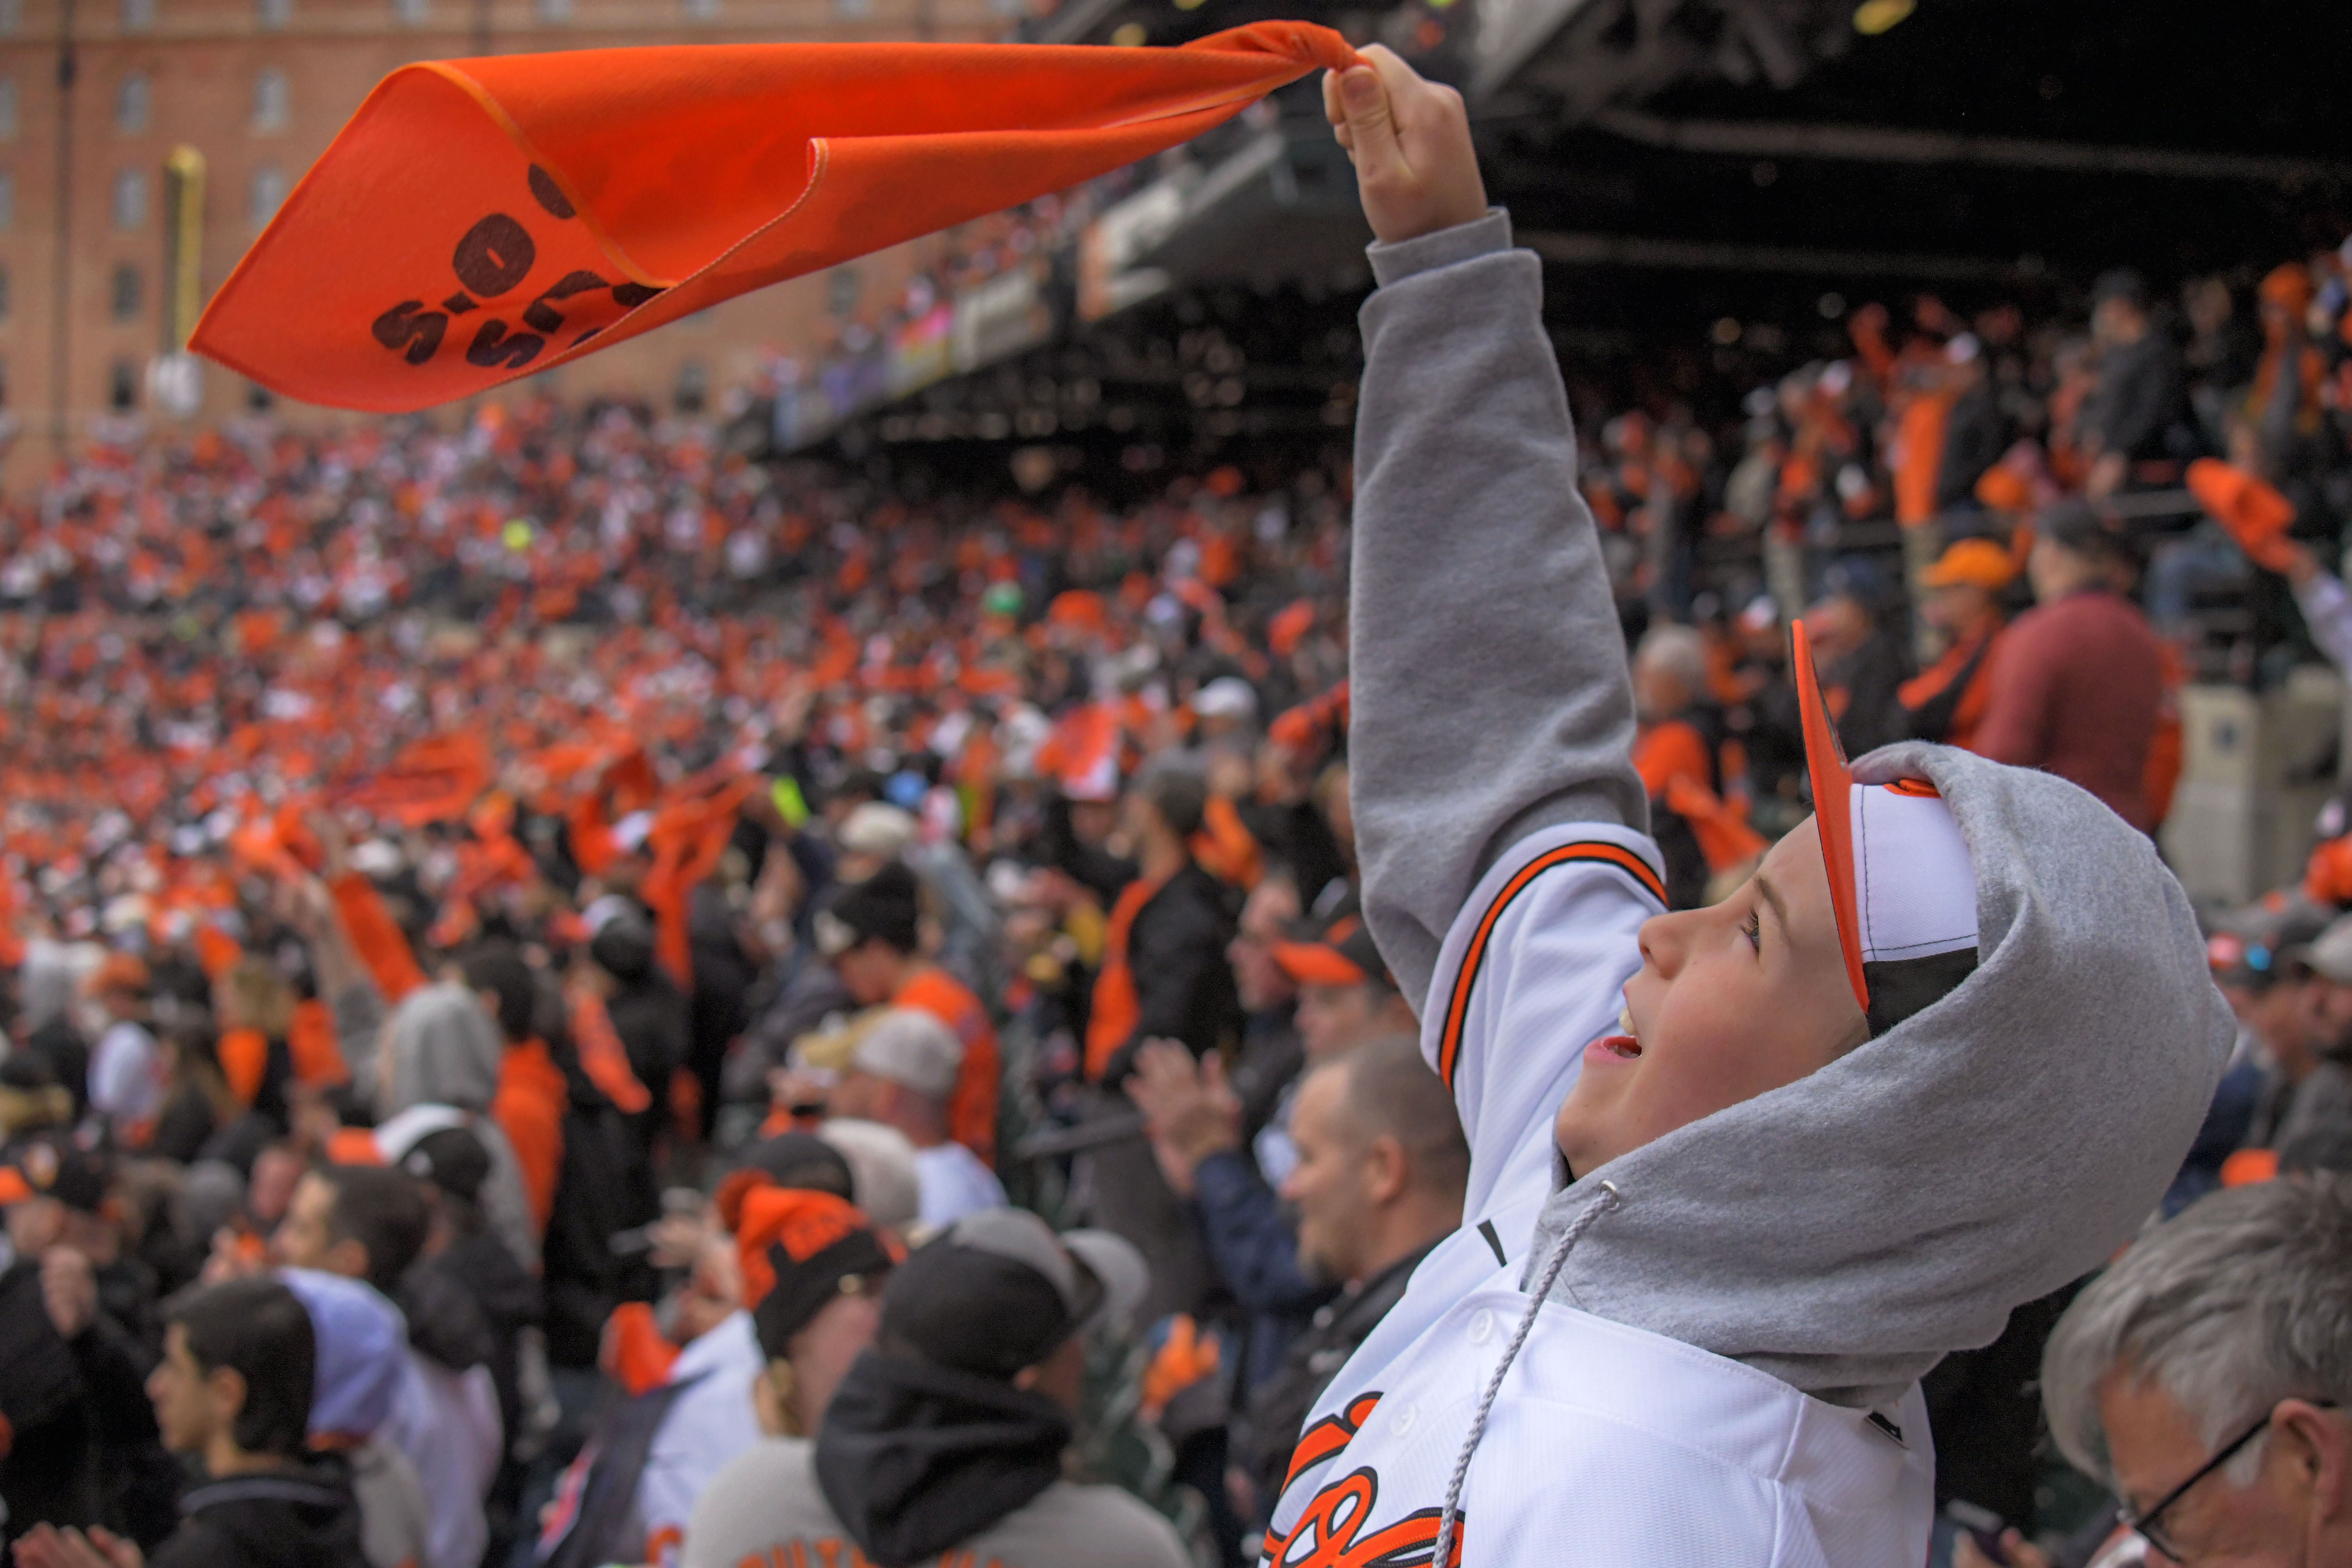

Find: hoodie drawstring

[1431,1181,1620,1568]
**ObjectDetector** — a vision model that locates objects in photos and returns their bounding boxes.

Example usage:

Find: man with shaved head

[1230,1035,1468,1535]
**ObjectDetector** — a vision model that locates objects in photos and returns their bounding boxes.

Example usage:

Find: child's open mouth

[1589,1002,1643,1059]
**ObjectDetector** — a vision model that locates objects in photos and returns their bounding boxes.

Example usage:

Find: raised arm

[1330,50,1646,1012]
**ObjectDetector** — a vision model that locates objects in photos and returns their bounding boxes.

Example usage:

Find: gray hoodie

[379,983,540,1273]
[1526,742,2233,1409]
[1346,210,2234,1415]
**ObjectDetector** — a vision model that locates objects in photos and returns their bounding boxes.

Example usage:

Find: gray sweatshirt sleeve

[2294,569,2352,676]
[331,978,388,1112]
[1349,209,1647,1013]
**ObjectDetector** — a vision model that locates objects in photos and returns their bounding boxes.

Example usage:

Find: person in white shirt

[828,1008,1004,1231]
[84,953,162,1139]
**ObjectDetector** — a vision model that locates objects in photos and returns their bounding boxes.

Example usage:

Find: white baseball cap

[1795,620,1982,1033]
[850,1007,964,1100]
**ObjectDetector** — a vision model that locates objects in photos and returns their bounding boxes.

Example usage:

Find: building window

[249,164,285,227]
[252,68,288,131]
[831,0,871,17]
[115,73,149,134]
[684,0,719,19]
[109,360,137,410]
[257,0,290,26]
[113,167,146,229]
[110,264,140,321]
[0,171,13,231]
[394,0,426,24]
[121,0,155,30]
[0,78,17,139]
[0,0,18,36]
[0,267,11,321]
[533,0,569,22]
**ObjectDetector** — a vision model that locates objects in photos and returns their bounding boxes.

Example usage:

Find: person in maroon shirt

[1972,500,2166,829]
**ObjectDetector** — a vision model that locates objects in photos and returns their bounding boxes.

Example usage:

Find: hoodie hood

[381,984,501,1116]
[813,1351,1072,1568]
[280,1268,405,1439]
[177,1453,368,1568]
[1526,742,2233,1409]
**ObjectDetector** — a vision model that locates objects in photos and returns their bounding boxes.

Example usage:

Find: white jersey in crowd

[635,1308,766,1565]
[914,1139,1007,1230]
[1260,825,1935,1568]
[380,1349,500,1568]
[88,1019,162,1129]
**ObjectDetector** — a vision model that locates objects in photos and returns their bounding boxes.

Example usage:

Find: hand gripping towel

[191,23,1356,412]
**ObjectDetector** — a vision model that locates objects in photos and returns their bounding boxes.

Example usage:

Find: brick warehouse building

[0,0,1009,481]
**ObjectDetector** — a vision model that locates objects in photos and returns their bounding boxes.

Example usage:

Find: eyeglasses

[2120,1400,2338,1562]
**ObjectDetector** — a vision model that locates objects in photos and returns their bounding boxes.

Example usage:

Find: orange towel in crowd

[288,997,351,1088]
[2187,457,2300,573]
[219,1028,270,1108]
[342,732,495,827]
[192,925,244,982]
[329,870,429,1004]
[192,24,1355,413]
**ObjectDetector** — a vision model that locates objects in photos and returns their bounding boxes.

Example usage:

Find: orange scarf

[1084,872,1166,1081]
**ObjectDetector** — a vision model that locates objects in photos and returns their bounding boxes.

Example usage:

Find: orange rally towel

[191,24,1356,413]
[329,871,429,1004]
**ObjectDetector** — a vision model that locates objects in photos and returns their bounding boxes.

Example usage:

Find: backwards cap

[881,1208,1146,1379]
[1793,620,1980,1036]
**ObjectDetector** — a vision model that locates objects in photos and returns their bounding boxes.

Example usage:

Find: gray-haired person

[2009,1177,2352,1568]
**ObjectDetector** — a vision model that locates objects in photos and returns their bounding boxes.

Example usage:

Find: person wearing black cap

[814,862,1004,1166]
[684,1207,1183,1568]
[1973,499,2167,829]
[379,1113,544,1502]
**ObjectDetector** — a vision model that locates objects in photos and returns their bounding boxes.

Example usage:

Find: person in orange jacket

[461,945,569,1236]
[811,863,1003,1166]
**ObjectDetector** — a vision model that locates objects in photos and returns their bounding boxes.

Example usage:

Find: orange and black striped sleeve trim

[1436,841,1664,1088]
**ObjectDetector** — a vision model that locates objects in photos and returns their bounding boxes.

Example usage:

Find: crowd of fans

[0,189,2349,1568]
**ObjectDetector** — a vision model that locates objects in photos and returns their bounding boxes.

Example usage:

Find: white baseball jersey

[1259,822,1936,1568]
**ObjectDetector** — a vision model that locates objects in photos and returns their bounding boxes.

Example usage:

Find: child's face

[1556,816,1868,1178]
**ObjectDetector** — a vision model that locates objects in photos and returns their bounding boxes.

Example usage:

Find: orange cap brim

[1792,620,1871,1015]
[0,1169,32,1206]
[1271,941,1367,988]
